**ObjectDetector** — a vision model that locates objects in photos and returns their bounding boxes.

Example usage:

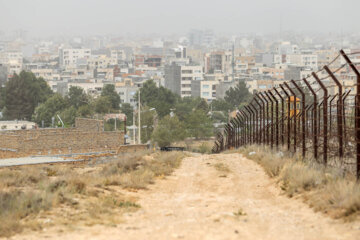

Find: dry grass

[0,150,188,237]
[238,145,360,220]
[213,163,230,173]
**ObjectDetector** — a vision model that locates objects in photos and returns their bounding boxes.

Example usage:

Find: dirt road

[12,153,360,240]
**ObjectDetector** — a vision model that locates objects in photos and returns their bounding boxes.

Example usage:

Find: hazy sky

[0,0,358,37]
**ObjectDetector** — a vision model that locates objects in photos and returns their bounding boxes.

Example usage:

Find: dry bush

[240,145,360,220]
[240,145,287,177]
[0,150,187,237]
[0,190,52,237]
[280,162,326,197]
[213,163,230,173]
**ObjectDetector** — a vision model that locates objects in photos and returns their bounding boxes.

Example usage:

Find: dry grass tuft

[0,150,188,237]
[239,145,360,220]
[213,163,230,173]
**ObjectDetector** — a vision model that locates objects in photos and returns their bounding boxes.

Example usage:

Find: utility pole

[232,42,235,82]
[138,90,141,144]
[133,108,136,144]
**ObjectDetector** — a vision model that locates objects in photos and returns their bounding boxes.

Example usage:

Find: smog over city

[1,0,360,239]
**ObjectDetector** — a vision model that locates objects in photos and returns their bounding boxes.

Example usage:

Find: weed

[213,163,230,173]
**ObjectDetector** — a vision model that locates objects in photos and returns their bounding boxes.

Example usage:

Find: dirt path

[11,153,360,240]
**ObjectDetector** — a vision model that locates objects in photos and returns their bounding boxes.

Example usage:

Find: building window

[203,85,209,89]
[202,92,210,97]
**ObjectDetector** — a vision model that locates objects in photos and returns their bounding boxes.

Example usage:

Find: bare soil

[9,153,360,240]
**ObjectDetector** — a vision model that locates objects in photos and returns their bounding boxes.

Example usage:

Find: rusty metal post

[342,90,351,141]
[313,72,328,165]
[269,91,279,148]
[341,49,360,179]
[232,118,237,148]
[265,91,274,149]
[245,106,253,144]
[235,114,241,147]
[249,103,258,144]
[280,84,291,151]
[237,114,244,147]
[253,98,262,144]
[234,116,240,148]
[328,94,338,136]
[324,65,344,158]
[291,80,306,158]
[240,110,248,145]
[284,82,297,153]
[259,92,269,146]
[274,88,285,146]
[256,94,266,144]
[302,78,318,160]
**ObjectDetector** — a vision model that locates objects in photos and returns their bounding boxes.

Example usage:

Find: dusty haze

[0,0,359,37]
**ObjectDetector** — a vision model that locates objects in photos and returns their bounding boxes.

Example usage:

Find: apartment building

[200,80,218,102]
[59,48,91,67]
[0,51,23,75]
[87,55,117,69]
[286,54,318,70]
[164,63,203,98]
[204,51,232,74]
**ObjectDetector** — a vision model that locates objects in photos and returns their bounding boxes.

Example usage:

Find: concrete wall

[0,118,124,158]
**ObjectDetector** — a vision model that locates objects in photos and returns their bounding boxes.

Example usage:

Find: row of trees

[0,71,252,147]
[135,80,252,146]
[0,71,124,127]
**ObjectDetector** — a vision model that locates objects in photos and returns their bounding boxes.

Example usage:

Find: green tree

[211,99,232,113]
[32,94,67,127]
[58,106,77,127]
[195,98,209,112]
[140,107,156,143]
[67,86,88,109]
[94,96,112,114]
[174,97,203,121]
[224,81,252,109]
[185,110,213,139]
[135,80,178,118]
[101,84,120,110]
[152,115,186,147]
[120,103,133,126]
[0,86,5,110]
[4,71,53,120]
[77,104,94,118]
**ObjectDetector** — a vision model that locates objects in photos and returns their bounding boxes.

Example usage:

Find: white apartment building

[180,65,203,98]
[111,50,126,62]
[286,54,318,70]
[31,69,60,81]
[67,82,104,96]
[59,48,91,67]
[200,80,218,102]
[87,55,117,69]
[0,51,23,75]
[165,64,203,98]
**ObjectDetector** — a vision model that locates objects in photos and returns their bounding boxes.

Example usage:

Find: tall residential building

[164,63,203,98]
[59,48,91,68]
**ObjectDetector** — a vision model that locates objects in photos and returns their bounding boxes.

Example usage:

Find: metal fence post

[256,94,266,144]
[324,65,344,158]
[280,84,291,151]
[291,80,306,158]
[274,88,285,146]
[341,49,360,179]
[253,98,263,144]
[303,78,318,160]
[259,92,269,146]
[265,91,274,149]
[313,72,328,165]
[284,82,297,153]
